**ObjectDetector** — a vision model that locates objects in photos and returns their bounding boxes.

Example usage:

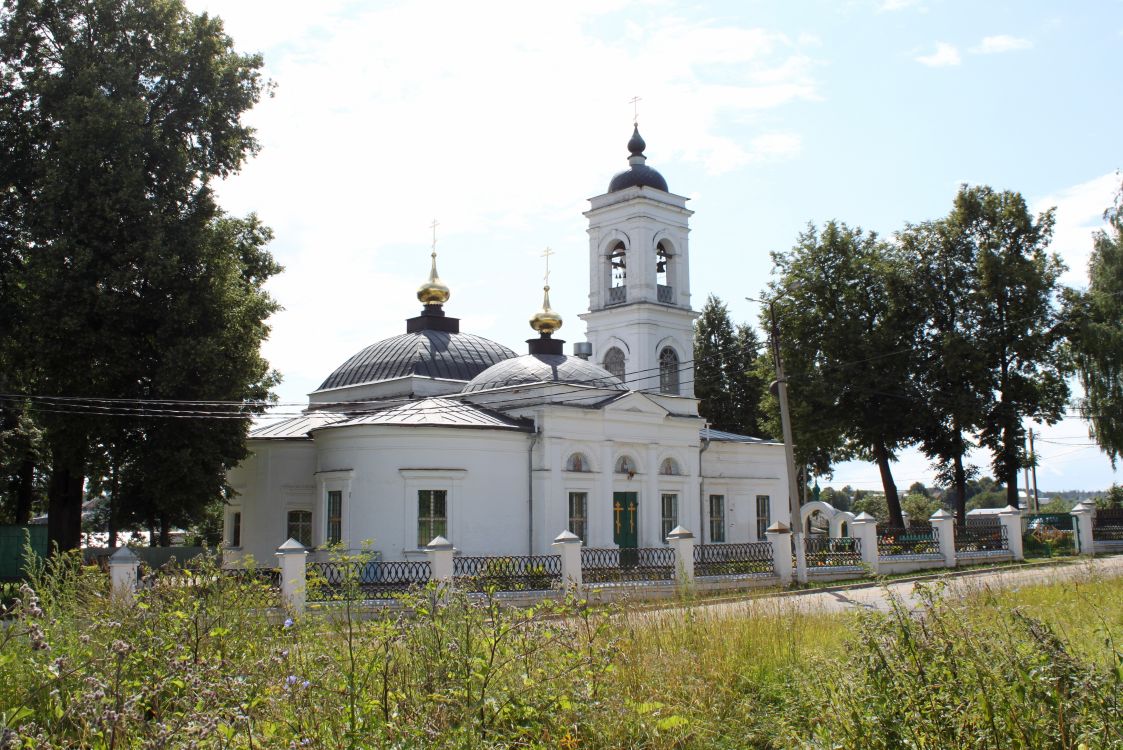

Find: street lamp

[748,293,808,584]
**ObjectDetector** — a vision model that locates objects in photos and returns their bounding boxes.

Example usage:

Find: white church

[225,127,790,563]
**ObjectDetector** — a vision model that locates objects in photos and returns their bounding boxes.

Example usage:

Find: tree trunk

[14,458,34,525]
[47,443,86,553]
[873,441,905,527]
[953,452,967,527]
[159,515,171,547]
[107,464,118,549]
[1001,401,1020,508]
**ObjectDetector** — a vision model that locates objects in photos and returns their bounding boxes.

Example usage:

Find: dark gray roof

[701,427,780,445]
[317,331,516,391]
[249,412,346,439]
[608,125,669,193]
[316,398,531,432]
[461,354,625,393]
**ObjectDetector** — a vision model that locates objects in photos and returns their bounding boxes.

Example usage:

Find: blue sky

[188,0,1123,492]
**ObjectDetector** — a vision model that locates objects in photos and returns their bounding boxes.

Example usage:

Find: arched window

[659,458,680,476]
[656,241,670,286]
[565,453,591,472]
[603,347,625,380]
[608,242,626,287]
[659,347,679,394]
[615,456,636,475]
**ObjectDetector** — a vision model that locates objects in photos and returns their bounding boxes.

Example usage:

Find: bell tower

[578,126,697,398]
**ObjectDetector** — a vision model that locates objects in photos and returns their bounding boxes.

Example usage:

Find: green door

[613,492,639,565]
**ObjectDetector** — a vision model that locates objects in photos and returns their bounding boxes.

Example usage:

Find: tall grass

[1,555,1121,749]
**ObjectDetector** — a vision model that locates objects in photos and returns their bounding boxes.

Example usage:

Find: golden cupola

[529,285,563,335]
[417,250,450,306]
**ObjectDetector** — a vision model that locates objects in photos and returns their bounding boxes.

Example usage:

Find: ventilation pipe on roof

[573,342,592,360]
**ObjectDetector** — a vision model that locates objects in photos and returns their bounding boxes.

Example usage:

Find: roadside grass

[1,552,1121,749]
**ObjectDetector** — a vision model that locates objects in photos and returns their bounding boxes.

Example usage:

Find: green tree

[1065,180,1123,467]
[691,296,745,431]
[901,215,994,526]
[768,222,925,526]
[0,0,276,550]
[956,187,1068,508]
[730,323,768,438]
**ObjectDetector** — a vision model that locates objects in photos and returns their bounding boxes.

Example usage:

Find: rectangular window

[568,492,588,543]
[756,495,771,540]
[287,509,313,548]
[709,494,726,543]
[326,490,343,545]
[661,493,678,541]
[417,489,447,547]
[230,511,242,547]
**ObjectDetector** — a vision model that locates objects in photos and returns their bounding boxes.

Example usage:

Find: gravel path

[672,555,1123,620]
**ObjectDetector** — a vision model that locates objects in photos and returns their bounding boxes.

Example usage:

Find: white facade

[224,128,790,564]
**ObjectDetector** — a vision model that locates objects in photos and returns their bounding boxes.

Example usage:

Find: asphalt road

[676,555,1123,620]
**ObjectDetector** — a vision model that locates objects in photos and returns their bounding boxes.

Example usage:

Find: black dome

[462,354,625,393]
[318,331,517,391]
[608,164,669,193]
[607,124,669,193]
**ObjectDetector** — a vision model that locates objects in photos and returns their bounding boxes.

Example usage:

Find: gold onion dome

[529,285,563,335]
[417,252,450,305]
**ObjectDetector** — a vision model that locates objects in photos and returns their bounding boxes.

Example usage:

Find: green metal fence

[0,525,49,580]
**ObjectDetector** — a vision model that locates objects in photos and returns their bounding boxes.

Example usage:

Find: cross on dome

[417,217,450,306]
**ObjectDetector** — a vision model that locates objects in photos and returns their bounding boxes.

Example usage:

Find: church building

[225,127,790,563]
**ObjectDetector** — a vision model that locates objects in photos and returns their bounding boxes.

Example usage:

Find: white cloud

[915,43,961,67]
[973,35,1033,54]
[1034,171,1120,287]
[879,0,922,11]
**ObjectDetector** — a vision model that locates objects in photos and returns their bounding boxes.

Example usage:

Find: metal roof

[701,427,780,445]
[462,354,624,393]
[249,412,346,440]
[317,330,516,391]
[316,398,531,432]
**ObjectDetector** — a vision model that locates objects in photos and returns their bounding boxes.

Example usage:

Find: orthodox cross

[429,219,439,259]
[629,95,642,125]
[541,246,555,286]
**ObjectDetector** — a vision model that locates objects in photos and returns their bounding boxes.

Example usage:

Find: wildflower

[283,617,294,629]
[301,680,310,689]
[285,675,299,687]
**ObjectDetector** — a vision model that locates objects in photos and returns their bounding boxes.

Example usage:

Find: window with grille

[659,347,680,394]
[603,347,625,380]
[326,491,343,545]
[417,489,447,547]
[756,495,770,540]
[661,493,678,541]
[568,492,588,543]
[709,494,726,543]
[287,509,312,547]
[230,511,242,547]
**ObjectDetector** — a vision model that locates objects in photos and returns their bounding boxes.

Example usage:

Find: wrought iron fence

[657,284,674,303]
[693,542,774,577]
[308,560,431,600]
[803,537,862,568]
[453,555,561,592]
[1092,524,1123,542]
[1024,513,1075,532]
[607,286,627,305]
[581,546,676,583]
[955,525,1009,554]
[138,565,281,608]
[877,526,940,558]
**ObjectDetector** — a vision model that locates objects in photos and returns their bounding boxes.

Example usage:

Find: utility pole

[764,297,808,584]
[1028,428,1040,512]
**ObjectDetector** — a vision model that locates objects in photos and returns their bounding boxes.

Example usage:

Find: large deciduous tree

[769,222,924,527]
[0,0,278,550]
[954,187,1067,508]
[1066,180,1123,467]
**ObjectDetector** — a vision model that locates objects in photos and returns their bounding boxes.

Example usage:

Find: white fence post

[1071,501,1096,556]
[275,538,308,614]
[850,512,880,574]
[766,523,793,586]
[998,505,1024,561]
[425,536,455,586]
[552,530,583,591]
[109,547,139,605]
[929,509,957,568]
[666,526,695,588]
